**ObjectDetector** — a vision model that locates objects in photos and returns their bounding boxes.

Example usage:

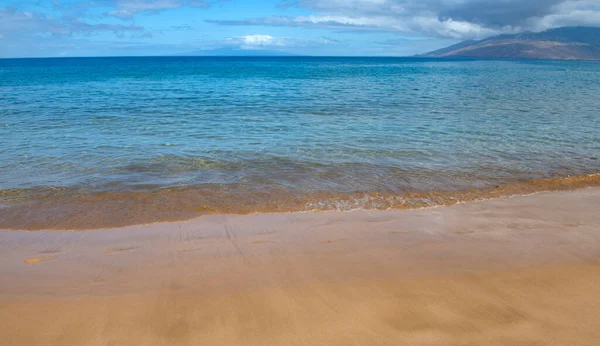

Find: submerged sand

[3,172,600,231]
[1,188,600,345]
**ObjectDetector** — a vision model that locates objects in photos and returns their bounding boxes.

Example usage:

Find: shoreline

[2,172,600,231]
[1,188,600,344]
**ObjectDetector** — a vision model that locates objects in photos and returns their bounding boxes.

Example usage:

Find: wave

[1,173,599,231]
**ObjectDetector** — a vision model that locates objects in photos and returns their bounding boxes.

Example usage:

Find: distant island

[420,26,600,60]
[176,47,299,57]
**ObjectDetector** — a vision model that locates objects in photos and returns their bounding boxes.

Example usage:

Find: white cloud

[218,34,338,50]
[231,34,287,49]
[0,8,148,39]
[242,34,278,46]
[528,0,600,31]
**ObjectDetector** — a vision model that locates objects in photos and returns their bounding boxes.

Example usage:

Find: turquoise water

[1,57,600,229]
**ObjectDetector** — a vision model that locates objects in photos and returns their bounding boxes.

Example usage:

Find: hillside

[421,27,600,60]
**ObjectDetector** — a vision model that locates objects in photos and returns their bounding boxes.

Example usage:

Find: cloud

[207,15,499,40]
[171,24,194,30]
[0,0,221,40]
[107,0,216,20]
[218,34,338,50]
[0,7,148,39]
[208,0,600,40]
[529,0,600,30]
[240,34,280,48]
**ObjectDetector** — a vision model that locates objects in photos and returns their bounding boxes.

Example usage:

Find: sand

[1,188,600,345]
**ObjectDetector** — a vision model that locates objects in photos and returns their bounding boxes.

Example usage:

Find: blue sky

[1,0,600,57]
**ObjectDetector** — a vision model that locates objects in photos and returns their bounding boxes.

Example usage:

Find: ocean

[1,56,600,230]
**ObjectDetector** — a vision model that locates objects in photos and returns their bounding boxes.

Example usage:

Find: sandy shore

[1,188,600,345]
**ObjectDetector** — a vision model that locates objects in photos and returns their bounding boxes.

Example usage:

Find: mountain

[176,47,300,57]
[421,27,600,60]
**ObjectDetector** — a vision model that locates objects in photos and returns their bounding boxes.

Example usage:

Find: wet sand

[3,173,600,231]
[1,188,600,345]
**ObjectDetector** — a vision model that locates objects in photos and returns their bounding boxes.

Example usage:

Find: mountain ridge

[421,27,600,60]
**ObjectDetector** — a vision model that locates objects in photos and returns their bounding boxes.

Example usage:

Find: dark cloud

[436,0,564,28]
[208,0,600,39]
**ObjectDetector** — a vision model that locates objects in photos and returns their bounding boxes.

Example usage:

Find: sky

[1,0,600,57]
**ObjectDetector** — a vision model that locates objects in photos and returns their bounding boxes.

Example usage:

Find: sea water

[1,57,600,229]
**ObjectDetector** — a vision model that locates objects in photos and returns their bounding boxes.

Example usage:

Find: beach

[2,187,600,345]
[3,14,600,346]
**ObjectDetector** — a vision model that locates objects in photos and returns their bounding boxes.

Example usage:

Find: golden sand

[103,246,138,254]
[23,256,56,265]
[2,263,600,345]
[1,188,600,345]
[175,247,204,253]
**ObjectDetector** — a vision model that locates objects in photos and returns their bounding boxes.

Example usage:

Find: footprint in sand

[251,240,276,245]
[176,247,203,253]
[367,217,394,224]
[38,249,61,254]
[24,256,56,265]
[453,229,475,235]
[389,231,409,235]
[104,246,138,254]
[321,239,345,244]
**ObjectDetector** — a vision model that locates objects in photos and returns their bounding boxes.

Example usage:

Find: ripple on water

[1,57,600,229]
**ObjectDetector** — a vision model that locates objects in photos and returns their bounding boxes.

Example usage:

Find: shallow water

[1,57,600,229]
